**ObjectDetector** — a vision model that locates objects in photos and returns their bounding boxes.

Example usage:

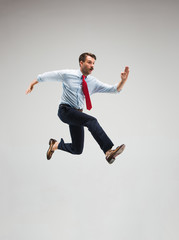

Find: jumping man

[26,53,129,164]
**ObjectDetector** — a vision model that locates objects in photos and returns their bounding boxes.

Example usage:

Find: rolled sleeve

[91,78,120,94]
[37,70,64,83]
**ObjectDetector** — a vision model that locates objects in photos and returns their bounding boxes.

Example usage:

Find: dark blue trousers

[57,104,114,155]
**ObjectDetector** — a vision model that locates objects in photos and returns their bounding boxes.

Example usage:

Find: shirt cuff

[37,75,42,82]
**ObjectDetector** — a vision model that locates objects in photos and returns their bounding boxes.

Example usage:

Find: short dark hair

[79,52,96,63]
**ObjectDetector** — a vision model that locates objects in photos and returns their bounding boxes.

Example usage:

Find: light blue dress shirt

[37,69,120,109]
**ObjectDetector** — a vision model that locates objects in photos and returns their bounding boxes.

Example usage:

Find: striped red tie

[82,75,92,110]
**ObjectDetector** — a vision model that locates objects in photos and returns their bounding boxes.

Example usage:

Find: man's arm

[26,79,38,94]
[26,70,65,95]
[117,66,129,92]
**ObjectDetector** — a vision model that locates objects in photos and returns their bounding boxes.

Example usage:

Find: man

[26,53,129,164]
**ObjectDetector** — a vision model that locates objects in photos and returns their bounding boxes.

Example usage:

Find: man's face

[80,56,95,76]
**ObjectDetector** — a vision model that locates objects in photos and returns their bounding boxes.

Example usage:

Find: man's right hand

[26,85,34,94]
[25,79,38,94]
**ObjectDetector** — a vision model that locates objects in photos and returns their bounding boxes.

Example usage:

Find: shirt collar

[77,69,88,79]
[77,69,83,77]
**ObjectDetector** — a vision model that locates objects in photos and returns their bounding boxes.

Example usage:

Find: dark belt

[60,104,83,112]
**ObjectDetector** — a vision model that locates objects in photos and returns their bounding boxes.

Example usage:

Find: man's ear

[79,61,83,67]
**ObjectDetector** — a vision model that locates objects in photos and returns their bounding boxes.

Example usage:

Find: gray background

[1,0,179,239]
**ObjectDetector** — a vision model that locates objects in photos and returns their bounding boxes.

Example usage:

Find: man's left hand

[121,66,129,82]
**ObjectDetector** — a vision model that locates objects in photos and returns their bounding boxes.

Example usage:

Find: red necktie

[82,75,92,110]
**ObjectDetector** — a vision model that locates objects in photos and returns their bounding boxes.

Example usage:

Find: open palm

[121,66,129,82]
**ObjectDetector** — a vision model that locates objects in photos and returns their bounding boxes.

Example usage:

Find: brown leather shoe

[106,144,125,164]
[46,138,57,160]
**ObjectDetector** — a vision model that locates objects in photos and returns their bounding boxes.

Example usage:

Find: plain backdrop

[0,0,179,239]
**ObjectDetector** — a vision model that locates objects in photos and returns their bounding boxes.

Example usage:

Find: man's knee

[72,144,84,155]
[73,148,83,155]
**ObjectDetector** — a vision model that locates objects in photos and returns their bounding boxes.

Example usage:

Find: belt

[60,104,83,112]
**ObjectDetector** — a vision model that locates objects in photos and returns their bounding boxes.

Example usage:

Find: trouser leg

[85,116,114,153]
[58,125,84,154]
